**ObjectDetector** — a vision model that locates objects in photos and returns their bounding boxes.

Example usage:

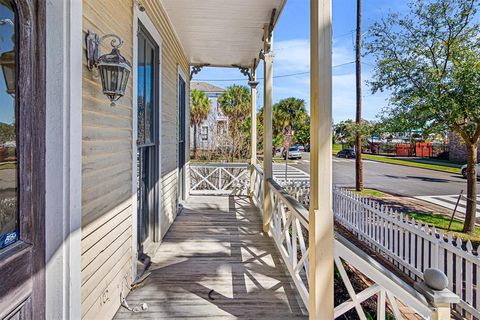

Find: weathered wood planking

[114,196,308,319]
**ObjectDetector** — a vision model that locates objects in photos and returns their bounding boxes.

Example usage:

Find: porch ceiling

[161,0,286,68]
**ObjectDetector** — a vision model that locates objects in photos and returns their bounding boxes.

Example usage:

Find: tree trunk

[463,142,478,233]
[193,124,198,158]
[231,129,236,162]
[355,0,363,191]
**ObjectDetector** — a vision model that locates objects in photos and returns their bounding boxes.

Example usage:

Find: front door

[178,76,186,202]
[136,23,159,259]
[0,0,46,318]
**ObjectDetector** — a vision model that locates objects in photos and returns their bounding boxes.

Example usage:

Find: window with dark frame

[201,126,208,141]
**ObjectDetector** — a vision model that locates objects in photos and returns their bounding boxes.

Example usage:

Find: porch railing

[189,163,249,195]
[267,178,310,307]
[189,163,458,318]
[266,177,441,318]
[251,164,264,207]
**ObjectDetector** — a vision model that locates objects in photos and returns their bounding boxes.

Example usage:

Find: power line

[193,61,357,82]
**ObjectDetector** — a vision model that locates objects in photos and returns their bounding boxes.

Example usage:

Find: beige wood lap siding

[80,0,189,319]
[142,0,190,239]
[81,0,134,319]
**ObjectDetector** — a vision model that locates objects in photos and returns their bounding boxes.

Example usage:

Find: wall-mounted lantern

[86,31,131,106]
[0,19,14,97]
[0,50,15,97]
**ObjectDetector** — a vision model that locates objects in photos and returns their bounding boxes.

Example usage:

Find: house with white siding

[190,81,231,152]
[0,0,461,319]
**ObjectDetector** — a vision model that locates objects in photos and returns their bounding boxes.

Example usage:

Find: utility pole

[355,0,364,191]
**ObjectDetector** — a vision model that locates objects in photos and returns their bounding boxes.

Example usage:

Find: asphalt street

[288,152,473,197]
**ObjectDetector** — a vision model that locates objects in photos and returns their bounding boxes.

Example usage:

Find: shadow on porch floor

[114,196,307,319]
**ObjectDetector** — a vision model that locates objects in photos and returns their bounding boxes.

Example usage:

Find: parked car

[295,144,305,151]
[304,144,310,152]
[337,148,356,159]
[283,146,302,160]
[461,163,480,178]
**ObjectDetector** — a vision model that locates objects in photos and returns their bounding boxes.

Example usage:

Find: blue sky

[192,0,410,123]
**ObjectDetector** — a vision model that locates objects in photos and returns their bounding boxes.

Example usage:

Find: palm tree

[218,85,251,160]
[355,0,364,191]
[190,89,210,157]
[273,98,307,132]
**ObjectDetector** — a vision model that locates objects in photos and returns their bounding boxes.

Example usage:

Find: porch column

[249,72,259,195]
[263,25,274,233]
[309,0,334,318]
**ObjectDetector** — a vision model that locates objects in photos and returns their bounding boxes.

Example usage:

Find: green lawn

[350,188,387,198]
[407,212,480,246]
[362,154,461,174]
[0,162,15,170]
[332,143,342,155]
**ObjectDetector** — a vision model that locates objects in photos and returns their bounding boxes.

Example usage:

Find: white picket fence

[333,187,480,319]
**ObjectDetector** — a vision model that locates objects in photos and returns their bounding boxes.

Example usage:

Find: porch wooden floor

[114,196,307,319]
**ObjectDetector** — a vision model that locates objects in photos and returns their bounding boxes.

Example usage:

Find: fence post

[415,268,460,320]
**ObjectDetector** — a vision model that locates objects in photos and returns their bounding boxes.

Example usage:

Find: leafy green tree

[190,89,210,157]
[333,120,357,148]
[367,0,480,233]
[0,123,15,144]
[295,122,311,146]
[218,85,251,160]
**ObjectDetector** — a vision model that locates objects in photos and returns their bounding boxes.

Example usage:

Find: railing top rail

[267,178,309,224]
[334,233,432,318]
[253,163,264,174]
[190,162,250,168]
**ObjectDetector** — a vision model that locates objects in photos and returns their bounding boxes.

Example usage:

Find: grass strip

[406,212,480,247]
[362,154,461,174]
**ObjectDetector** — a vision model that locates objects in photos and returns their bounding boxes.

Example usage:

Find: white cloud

[275,39,310,73]
[274,38,355,74]
[258,38,388,121]
[332,73,390,122]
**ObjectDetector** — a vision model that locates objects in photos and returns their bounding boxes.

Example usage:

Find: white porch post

[249,72,259,194]
[309,0,334,318]
[263,25,274,233]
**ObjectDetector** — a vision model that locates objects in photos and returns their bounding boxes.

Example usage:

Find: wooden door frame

[132,7,163,280]
[0,0,46,318]
[177,66,188,203]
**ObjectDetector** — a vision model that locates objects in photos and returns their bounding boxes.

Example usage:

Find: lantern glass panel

[0,1,18,250]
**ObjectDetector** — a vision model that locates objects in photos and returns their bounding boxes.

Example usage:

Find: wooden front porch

[114,196,307,319]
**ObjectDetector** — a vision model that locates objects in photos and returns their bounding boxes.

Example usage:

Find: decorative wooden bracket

[232,64,251,80]
[190,64,210,78]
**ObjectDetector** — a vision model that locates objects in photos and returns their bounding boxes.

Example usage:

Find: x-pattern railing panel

[190,163,249,195]
[334,234,432,319]
[268,178,310,308]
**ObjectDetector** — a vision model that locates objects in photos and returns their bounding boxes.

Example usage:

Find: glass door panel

[136,23,159,257]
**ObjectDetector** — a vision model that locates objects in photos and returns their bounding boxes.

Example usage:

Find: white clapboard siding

[81,1,134,319]
[81,0,189,319]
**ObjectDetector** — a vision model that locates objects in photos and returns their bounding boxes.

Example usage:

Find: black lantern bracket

[85,30,132,106]
[86,31,124,70]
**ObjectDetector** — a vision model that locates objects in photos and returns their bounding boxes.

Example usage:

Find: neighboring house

[448,132,480,162]
[190,81,230,151]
